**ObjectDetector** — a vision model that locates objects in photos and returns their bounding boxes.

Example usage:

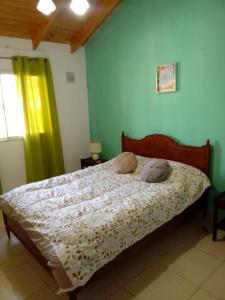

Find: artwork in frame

[156,63,176,93]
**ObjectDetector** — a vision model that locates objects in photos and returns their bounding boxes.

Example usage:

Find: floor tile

[0,263,46,300]
[195,232,225,261]
[29,257,57,292]
[202,262,225,299]
[109,288,135,300]
[57,292,70,300]
[27,287,59,300]
[125,262,197,300]
[190,289,219,300]
[107,231,180,289]
[159,243,222,286]
[108,247,156,288]
[143,234,181,260]
[77,275,118,300]
[0,228,21,249]
[0,230,31,274]
[33,289,68,300]
[173,218,209,247]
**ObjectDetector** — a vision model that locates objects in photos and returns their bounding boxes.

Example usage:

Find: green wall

[86,0,225,193]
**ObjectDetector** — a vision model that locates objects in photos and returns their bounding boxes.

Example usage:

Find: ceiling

[0,0,121,53]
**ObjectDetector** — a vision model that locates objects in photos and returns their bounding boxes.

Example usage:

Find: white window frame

[0,59,24,142]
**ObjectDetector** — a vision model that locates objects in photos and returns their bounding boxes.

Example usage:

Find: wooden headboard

[122,132,210,175]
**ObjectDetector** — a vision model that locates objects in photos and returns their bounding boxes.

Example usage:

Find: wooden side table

[81,157,107,169]
[213,191,225,241]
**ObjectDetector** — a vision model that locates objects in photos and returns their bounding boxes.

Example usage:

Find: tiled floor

[0,211,225,300]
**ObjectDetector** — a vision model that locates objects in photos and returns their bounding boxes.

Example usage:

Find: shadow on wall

[208,140,225,213]
[211,141,225,193]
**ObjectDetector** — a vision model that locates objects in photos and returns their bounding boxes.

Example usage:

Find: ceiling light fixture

[37,0,56,16]
[70,0,90,16]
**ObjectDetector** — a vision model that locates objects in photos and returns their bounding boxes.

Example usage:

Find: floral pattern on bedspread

[0,156,210,290]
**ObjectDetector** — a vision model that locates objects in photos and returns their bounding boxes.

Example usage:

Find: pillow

[112,152,137,174]
[141,159,171,183]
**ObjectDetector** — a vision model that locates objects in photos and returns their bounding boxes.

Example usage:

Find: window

[0,74,24,139]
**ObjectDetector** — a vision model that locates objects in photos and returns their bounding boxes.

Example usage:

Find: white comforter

[0,156,210,290]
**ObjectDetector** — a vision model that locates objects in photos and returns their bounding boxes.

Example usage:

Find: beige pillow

[112,152,137,174]
[141,159,171,183]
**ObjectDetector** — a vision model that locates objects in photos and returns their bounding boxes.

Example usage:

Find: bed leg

[3,213,11,239]
[201,190,209,233]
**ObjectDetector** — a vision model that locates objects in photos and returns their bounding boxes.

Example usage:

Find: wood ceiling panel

[45,27,76,43]
[0,25,38,39]
[0,14,43,26]
[0,20,40,32]
[53,8,84,31]
[0,4,46,21]
[32,0,67,49]
[0,0,37,10]
[55,0,102,24]
[0,17,41,30]
[0,0,122,52]
[52,0,103,30]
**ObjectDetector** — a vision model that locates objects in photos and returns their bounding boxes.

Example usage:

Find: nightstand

[81,157,108,169]
[213,191,225,241]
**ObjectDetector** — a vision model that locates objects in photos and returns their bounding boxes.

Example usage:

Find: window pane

[0,74,24,137]
[0,86,7,138]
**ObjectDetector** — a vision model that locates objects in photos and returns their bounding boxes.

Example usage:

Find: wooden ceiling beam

[70,0,122,53]
[32,0,66,50]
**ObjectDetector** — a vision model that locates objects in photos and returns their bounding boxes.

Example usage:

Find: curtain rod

[0,57,11,60]
[0,57,47,62]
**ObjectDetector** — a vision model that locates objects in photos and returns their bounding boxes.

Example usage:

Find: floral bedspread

[0,156,210,290]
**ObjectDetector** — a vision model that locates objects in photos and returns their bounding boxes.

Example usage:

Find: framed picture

[156,63,176,93]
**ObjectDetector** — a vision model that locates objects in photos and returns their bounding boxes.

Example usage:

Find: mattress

[0,156,210,292]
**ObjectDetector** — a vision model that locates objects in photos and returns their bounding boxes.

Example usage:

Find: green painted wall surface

[86,0,225,193]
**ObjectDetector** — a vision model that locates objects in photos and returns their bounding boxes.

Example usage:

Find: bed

[0,132,211,299]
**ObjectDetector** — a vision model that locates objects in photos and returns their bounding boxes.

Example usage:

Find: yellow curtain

[13,56,65,183]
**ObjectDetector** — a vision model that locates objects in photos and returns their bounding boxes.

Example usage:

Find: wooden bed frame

[2,132,211,299]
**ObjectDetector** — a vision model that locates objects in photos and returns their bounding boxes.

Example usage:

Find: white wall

[0,36,90,193]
